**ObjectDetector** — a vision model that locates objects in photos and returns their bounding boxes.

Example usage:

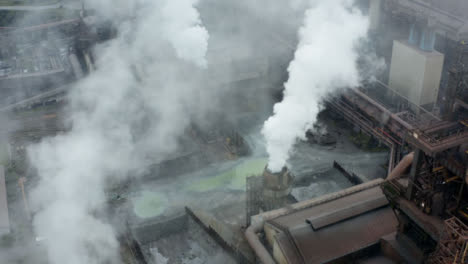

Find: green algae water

[133,191,167,219]
[188,158,267,192]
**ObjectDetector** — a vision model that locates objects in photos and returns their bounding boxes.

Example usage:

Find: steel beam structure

[337,88,468,157]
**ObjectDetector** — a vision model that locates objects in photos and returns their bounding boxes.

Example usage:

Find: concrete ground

[142,217,237,264]
[116,112,389,263]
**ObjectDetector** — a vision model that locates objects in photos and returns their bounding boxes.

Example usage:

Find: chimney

[262,166,293,200]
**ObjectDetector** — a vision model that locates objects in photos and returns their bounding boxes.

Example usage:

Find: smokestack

[262,166,293,201]
[262,0,371,173]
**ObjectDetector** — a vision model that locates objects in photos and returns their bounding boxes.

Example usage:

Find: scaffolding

[429,217,468,264]
[245,176,262,226]
[245,175,292,226]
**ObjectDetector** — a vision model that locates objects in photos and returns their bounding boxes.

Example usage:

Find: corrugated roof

[306,193,388,230]
[428,0,468,19]
[268,186,398,264]
[271,186,387,227]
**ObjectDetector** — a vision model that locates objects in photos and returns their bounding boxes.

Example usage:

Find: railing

[362,80,442,125]
[328,97,394,147]
[346,82,468,155]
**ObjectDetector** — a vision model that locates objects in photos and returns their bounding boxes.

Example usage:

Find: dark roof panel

[269,186,398,264]
[271,186,387,227]
[306,194,389,230]
[292,207,397,264]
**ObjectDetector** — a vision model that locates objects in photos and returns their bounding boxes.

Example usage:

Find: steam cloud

[27,0,208,263]
[262,0,370,172]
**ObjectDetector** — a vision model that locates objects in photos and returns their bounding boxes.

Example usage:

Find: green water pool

[133,158,268,219]
[133,191,167,219]
[187,158,267,192]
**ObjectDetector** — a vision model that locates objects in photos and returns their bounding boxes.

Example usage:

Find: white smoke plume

[27,0,209,263]
[262,0,370,172]
[160,1,209,68]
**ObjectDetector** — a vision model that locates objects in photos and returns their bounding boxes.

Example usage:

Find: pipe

[245,221,275,264]
[353,89,415,130]
[245,178,384,263]
[387,152,414,180]
[453,99,468,112]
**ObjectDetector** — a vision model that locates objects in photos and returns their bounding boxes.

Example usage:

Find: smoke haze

[0,0,379,262]
[27,1,209,263]
[262,0,370,172]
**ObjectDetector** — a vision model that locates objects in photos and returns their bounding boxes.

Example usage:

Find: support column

[442,41,465,120]
[465,167,468,186]
[369,0,382,31]
[443,67,462,121]
[388,144,396,176]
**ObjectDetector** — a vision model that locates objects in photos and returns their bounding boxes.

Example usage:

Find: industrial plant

[0,0,467,264]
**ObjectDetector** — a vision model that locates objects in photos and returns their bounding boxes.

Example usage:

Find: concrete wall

[422,52,445,106]
[131,213,187,245]
[0,140,9,165]
[0,166,10,236]
[369,0,382,31]
[265,223,290,264]
[389,40,444,107]
[264,222,281,248]
[273,238,288,264]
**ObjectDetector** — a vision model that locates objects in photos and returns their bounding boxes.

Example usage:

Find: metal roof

[426,0,468,19]
[387,0,468,41]
[268,186,398,264]
[305,192,389,230]
[271,186,387,227]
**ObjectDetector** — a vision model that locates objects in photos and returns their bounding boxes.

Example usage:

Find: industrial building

[0,0,466,264]
[243,0,468,263]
